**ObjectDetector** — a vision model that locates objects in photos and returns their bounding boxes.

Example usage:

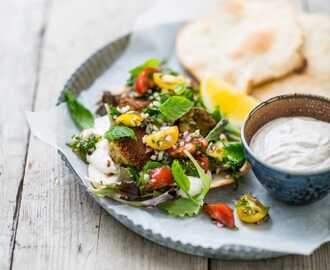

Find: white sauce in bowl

[250,117,330,172]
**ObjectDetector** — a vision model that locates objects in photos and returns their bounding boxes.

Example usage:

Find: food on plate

[203,203,236,229]
[236,194,269,224]
[252,14,330,100]
[250,117,330,172]
[200,76,257,125]
[176,0,304,92]
[65,59,252,225]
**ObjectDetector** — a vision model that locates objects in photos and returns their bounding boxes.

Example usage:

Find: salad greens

[67,58,251,225]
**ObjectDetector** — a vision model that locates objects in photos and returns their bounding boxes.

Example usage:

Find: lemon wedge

[201,76,258,125]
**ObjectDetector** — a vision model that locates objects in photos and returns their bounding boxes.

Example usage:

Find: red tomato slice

[145,167,173,190]
[135,67,157,95]
[203,203,236,229]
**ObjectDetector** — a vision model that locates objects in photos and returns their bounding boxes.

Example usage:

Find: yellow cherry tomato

[236,194,269,224]
[116,113,143,127]
[144,126,179,150]
[153,73,185,90]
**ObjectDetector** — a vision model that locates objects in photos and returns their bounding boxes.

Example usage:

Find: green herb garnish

[159,96,193,123]
[64,90,94,130]
[105,126,136,141]
[171,160,190,195]
[68,134,101,163]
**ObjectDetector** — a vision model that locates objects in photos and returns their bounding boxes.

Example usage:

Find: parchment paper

[26,0,330,255]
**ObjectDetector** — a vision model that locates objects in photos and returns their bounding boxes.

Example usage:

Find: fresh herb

[64,90,94,130]
[105,126,136,141]
[205,119,228,142]
[171,160,190,194]
[223,142,245,169]
[127,165,140,182]
[225,122,241,137]
[127,58,161,84]
[158,151,212,217]
[211,106,222,122]
[180,160,198,177]
[158,197,201,217]
[106,104,120,119]
[68,134,101,163]
[143,161,162,172]
[159,96,193,123]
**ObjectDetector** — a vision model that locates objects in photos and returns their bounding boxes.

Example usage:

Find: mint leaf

[129,58,161,79]
[160,96,193,122]
[171,160,190,194]
[105,126,136,141]
[64,90,94,130]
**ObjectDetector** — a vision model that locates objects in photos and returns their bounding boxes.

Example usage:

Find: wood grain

[10,0,207,269]
[0,0,48,269]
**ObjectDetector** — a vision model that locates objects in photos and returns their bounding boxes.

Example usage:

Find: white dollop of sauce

[250,117,330,172]
[178,176,203,198]
[82,116,117,178]
[86,139,117,175]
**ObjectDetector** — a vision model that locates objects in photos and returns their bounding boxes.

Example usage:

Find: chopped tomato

[135,67,157,95]
[192,137,208,151]
[145,167,173,190]
[195,154,209,172]
[167,137,209,158]
[203,203,236,229]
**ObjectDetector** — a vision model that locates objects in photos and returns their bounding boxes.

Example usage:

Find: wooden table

[1,0,329,269]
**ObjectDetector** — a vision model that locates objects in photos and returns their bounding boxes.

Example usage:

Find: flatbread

[176,0,305,93]
[252,14,330,100]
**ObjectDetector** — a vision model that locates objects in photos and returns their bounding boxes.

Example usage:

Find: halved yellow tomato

[116,113,143,127]
[144,126,179,150]
[236,194,269,224]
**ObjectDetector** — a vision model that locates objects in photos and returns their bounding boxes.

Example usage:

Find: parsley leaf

[223,142,245,168]
[67,134,101,163]
[64,90,94,130]
[105,126,136,141]
[171,160,190,194]
[159,96,193,123]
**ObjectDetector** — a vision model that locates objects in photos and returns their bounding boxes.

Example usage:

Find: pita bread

[252,14,330,100]
[176,0,304,93]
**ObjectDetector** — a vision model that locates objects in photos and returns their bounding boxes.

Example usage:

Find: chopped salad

[65,59,268,228]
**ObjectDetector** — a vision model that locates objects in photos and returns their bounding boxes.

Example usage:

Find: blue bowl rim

[241,93,330,177]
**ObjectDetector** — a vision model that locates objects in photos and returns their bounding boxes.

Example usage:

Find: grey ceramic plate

[57,34,286,260]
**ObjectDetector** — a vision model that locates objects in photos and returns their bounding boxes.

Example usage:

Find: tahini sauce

[250,117,330,172]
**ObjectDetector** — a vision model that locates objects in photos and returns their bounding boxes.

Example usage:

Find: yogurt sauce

[250,117,330,172]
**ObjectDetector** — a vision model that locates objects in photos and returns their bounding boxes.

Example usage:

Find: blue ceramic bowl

[241,94,330,205]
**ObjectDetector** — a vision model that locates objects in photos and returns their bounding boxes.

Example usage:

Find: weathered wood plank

[0,0,48,269]
[11,0,207,269]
